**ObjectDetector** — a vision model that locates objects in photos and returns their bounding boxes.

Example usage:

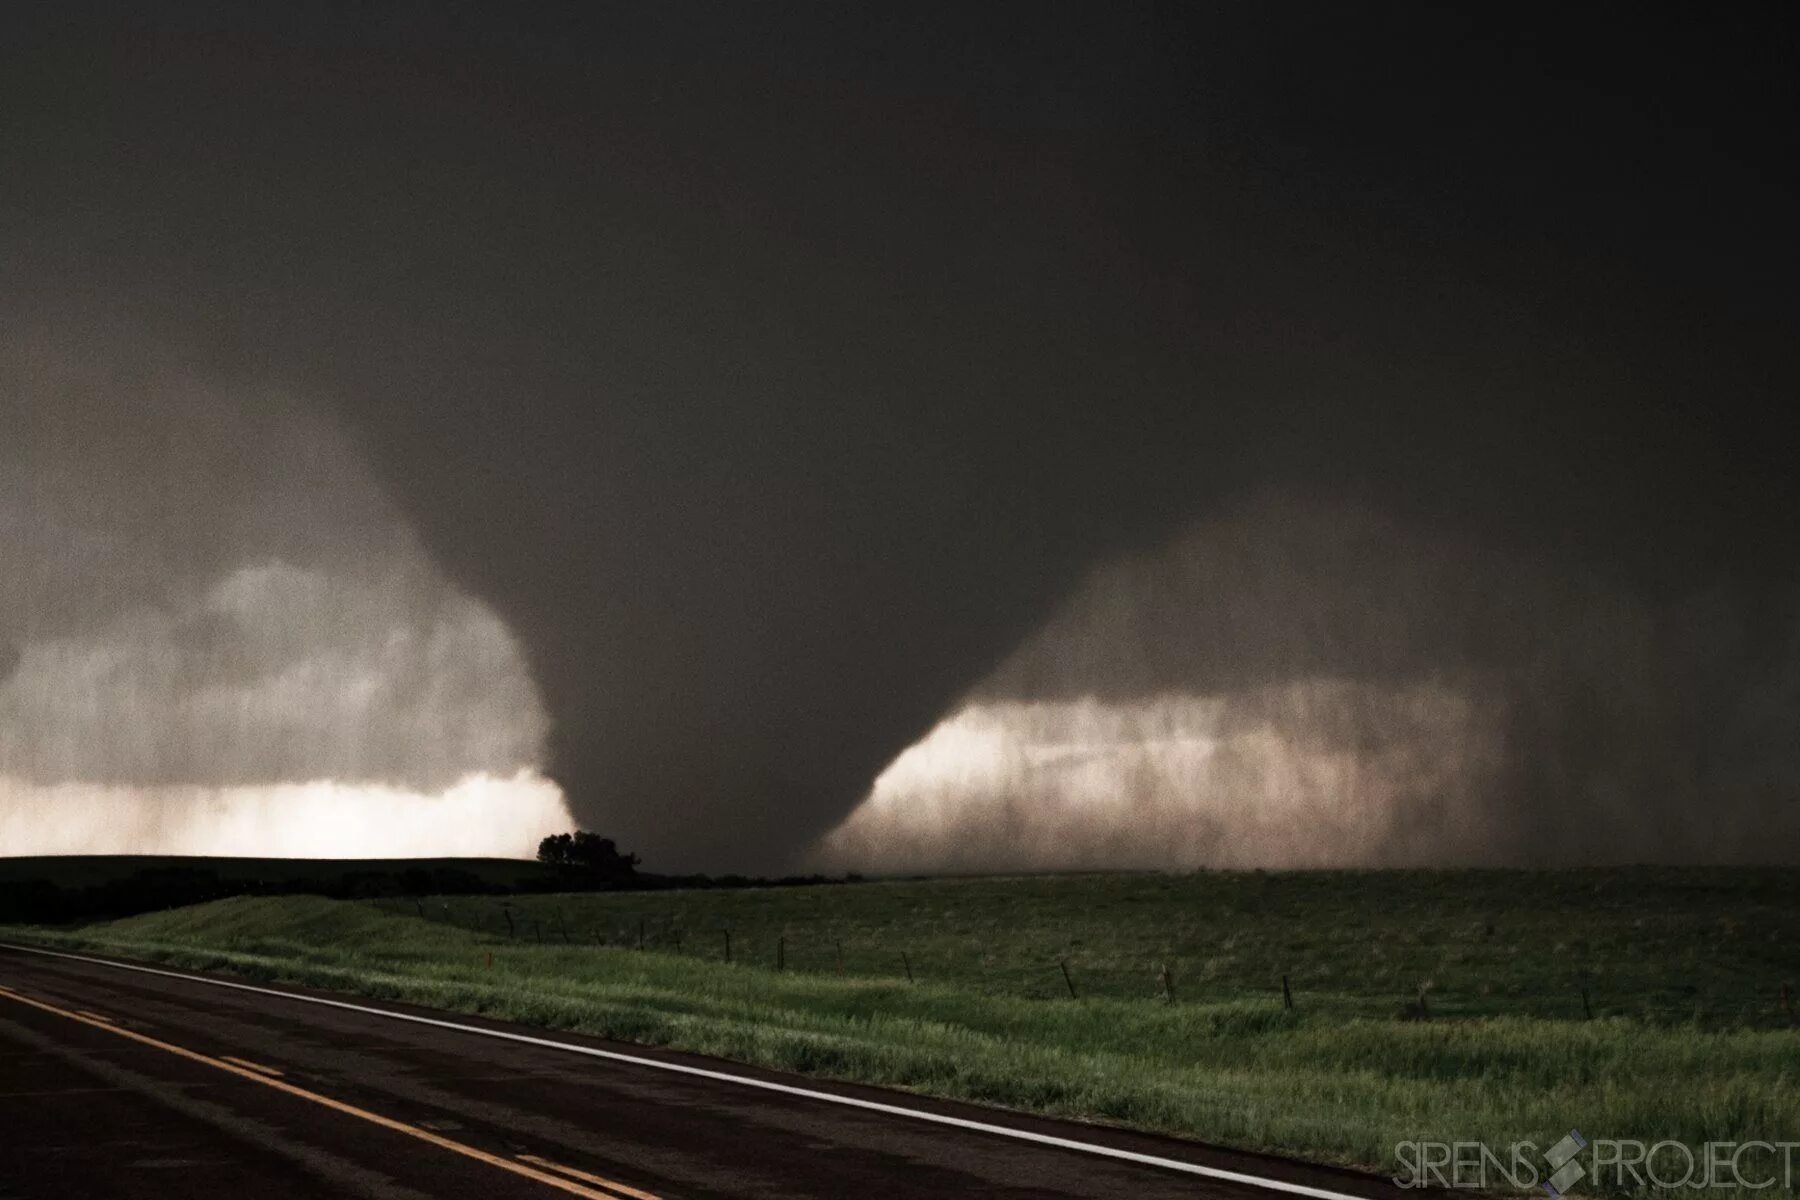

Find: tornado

[4,7,1794,870]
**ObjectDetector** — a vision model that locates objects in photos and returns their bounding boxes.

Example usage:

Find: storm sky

[3,6,1795,869]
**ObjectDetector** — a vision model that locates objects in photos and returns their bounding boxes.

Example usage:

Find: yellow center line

[0,987,653,1200]
[517,1154,664,1200]
[219,1054,285,1077]
[75,1009,116,1023]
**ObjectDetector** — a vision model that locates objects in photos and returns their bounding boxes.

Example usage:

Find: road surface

[0,942,1402,1199]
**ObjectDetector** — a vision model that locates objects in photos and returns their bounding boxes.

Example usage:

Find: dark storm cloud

[0,339,546,791]
[4,6,1794,868]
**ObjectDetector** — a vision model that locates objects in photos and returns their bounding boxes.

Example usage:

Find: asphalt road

[0,943,1404,1199]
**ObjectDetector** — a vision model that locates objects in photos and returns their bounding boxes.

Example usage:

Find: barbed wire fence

[356,894,1753,1021]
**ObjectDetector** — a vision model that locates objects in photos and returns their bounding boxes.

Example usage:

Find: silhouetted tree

[536,831,640,885]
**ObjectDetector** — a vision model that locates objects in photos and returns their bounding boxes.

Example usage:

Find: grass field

[8,868,1799,1193]
[386,867,1799,1026]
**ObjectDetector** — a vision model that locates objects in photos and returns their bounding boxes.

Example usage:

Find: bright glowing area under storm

[0,771,572,859]
[813,683,1497,873]
[0,346,575,860]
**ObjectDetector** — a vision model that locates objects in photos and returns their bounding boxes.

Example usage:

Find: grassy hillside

[7,869,1798,1193]
[0,854,564,923]
[381,867,1799,1027]
[0,854,553,890]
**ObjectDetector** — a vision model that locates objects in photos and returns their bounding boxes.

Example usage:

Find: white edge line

[0,940,1374,1200]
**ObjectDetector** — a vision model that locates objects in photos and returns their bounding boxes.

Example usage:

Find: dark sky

[4,5,1795,868]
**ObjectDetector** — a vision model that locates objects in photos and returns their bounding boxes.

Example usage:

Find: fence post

[1580,986,1593,1020]
[1159,963,1175,1004]
[777,936,785,971]
[638,916,645,951]
[1058,959,1078,1000]
[901,951,913,983]
[1282,974,1294,1011]
[723,929,732,963]
[503,908,515,939]
[836,940,844,973]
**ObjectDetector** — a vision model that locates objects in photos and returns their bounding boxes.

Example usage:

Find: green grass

[391,867,1799,1026]
[8,869,1799,1195]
